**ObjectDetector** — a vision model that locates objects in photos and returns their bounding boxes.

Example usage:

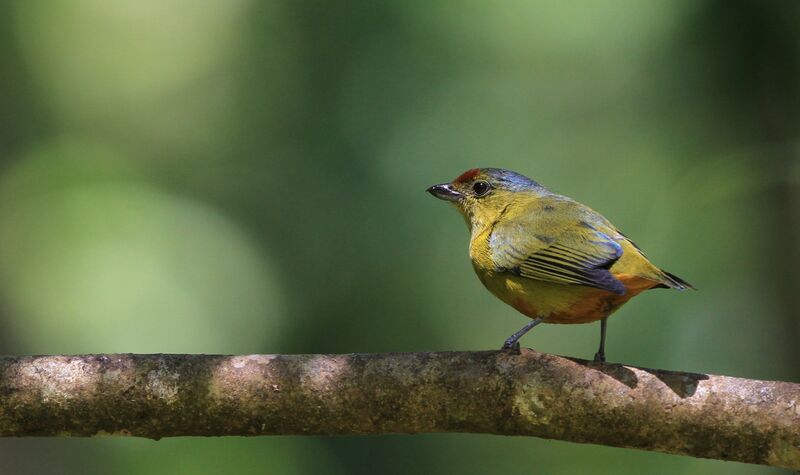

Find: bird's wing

[489,200,626,295]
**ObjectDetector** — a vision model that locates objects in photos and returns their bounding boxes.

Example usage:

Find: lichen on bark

[0,350,797,470]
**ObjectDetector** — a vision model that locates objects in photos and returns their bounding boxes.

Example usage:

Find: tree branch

[0,351,798,469]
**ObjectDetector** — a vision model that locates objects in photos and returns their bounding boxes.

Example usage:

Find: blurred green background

[0,1,798,473]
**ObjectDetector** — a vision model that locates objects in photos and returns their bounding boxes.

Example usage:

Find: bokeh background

[0,1,798,474]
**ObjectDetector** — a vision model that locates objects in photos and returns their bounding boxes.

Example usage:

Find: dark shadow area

[569,357,710,398]
[568,358,640,390]
[642,368,710,399]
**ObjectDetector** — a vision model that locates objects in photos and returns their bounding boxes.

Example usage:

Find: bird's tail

[657,270,696,291]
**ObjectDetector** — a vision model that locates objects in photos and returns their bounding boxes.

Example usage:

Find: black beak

[426,183,462,202]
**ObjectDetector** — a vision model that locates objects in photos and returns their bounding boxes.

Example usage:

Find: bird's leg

[502,318,544,350]
[593,317,608,362]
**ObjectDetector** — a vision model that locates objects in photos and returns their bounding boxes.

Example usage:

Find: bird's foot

[501,318,543,353]
[501,339,521,352]
[593,351,606,363]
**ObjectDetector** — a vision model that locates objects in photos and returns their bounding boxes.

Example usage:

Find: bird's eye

[472,181,492,197]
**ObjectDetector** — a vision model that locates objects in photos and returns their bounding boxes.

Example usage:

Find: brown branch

[0,350,798,469]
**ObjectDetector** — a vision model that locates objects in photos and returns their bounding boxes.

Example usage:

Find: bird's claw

[593,351,606,363]
[501,340,521,352]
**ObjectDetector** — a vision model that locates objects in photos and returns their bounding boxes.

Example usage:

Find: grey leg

[593,317,608,362]
[502,318,544,350]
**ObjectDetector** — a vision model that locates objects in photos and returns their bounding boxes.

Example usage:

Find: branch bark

[0,351,797,469]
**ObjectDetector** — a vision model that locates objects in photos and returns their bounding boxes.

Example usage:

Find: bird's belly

[477,271,654,324]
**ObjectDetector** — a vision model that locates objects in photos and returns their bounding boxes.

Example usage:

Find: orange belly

[509,274,658,324]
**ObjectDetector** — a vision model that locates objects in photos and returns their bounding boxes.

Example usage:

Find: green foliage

[0,0,797,473]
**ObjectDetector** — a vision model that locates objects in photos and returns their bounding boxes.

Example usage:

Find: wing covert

[489,212,626,295]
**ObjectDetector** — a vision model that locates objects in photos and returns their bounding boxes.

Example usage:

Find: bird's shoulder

[483,191,689,292]
[486,194,630,294]
[493,193,618,245]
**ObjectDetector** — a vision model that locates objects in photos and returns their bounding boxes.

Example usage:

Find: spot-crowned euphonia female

[427,168,693,362]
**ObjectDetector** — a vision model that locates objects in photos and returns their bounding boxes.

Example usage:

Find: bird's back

[469,192,691,323]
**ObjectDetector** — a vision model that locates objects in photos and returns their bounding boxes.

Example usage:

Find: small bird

[427,168,693,362]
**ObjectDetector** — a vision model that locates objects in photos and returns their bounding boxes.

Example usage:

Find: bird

[426,168,693,362]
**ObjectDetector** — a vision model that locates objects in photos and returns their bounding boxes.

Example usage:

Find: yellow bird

[427,168,693,361]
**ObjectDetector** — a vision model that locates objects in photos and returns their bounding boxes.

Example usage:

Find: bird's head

[427,168,546,228]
